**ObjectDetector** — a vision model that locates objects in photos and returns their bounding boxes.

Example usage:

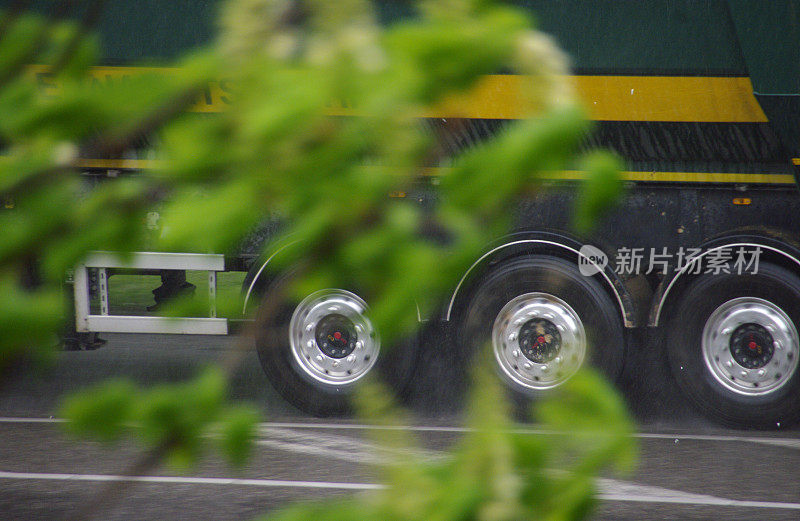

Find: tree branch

[66,436,177,521]
[0,1,72,89]
[48,0,106,76]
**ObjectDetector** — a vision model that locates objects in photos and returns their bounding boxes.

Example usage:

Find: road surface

[0,332,798,520]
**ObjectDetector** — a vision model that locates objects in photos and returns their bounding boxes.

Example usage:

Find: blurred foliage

[572,151,625,235]
[62,367,259,468]
[0,0,622,356]
[0,0,628,519]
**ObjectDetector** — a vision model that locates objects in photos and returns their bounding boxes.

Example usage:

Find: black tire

[666,262,800,429]
[254,274,419,416]
[457,255,625,401]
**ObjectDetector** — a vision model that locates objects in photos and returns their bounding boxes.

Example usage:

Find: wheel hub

[729,323,774,369]
[519,318,561,363]
[315,314,357,359]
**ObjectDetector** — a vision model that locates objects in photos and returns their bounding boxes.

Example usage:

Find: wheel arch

[650,233,800,327]
[241,239,300,314]
[242,239,427,322]
[445,231,637,327]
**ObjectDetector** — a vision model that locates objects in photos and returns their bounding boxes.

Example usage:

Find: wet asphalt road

[1,331,799,521]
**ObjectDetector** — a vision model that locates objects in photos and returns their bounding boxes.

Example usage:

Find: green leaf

[61,379,136,442]
[571,151,624,235]
[217,406,260,468]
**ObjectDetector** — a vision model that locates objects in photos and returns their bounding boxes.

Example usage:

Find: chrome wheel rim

[491,292,586,391]
[702,297,799,396]
[289,289,379,386]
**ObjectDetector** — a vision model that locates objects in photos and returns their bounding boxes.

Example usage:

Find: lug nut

[316,355,323,362]
[307,340,315,349]
[508,333,517,342]
[512,350,520,358]
[346,355,356,363]
[523,362,532,370]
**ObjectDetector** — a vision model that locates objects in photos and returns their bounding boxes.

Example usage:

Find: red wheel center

[334,332,342,340]
[537,336,545,344]
[748,341,757,350]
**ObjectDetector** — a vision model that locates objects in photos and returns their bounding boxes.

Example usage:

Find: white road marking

[255,422,800,452]
[1,416,798,449]
[258,427,445,464]
[745,438,800,450]
[597,478,800,510]
[636,433,800,450]
[263,421,469,433]
[257,427,380,464]
[1,470,799,510]
[265,422,800,451]
[259,421,800,449]
[0,417,63,423]
[0,470,381,490]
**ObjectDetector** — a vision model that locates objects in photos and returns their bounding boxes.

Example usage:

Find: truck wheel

[255,280,417,416]
[667,263,800,428]
[458,256,625,398]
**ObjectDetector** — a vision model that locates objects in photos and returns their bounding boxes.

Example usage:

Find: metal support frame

[74,251,228,335]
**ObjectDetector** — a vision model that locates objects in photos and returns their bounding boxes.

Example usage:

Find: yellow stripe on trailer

[75,158,161,170]
[72,158,795,185]
[574,76,767,123]
[570,170,794,184]
[29,66,768,123]
[419,167,794,184]
[326,75,769,122]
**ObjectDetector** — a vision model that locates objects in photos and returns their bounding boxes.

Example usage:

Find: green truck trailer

[10,1,800,427]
